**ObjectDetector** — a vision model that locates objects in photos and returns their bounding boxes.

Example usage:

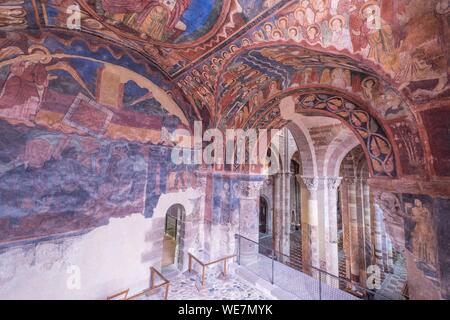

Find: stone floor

[141,266,271,300]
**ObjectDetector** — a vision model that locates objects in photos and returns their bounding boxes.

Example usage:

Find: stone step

[161,265,181,281]
[235,266,298,300]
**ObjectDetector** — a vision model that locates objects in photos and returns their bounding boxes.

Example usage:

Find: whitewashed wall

[0,188,204,300]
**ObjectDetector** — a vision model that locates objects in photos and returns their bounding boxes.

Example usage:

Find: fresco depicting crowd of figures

[178,0,449,122]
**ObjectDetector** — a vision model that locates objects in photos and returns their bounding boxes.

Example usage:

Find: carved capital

[327,177,343,190]
[299,176,319,192]
[343,176,357,185]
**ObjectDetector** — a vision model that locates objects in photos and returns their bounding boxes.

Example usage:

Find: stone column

[386,237,394,273]
[355,177,367,283]
[325,177,342,278]
[362,182,373,266]
[340,180,352,280]
[281,172,291,260]
[296,175,320,270]
[344,176,361,283]
[238,180,264,265]
[372,203,385,271]
[272,174,281,253]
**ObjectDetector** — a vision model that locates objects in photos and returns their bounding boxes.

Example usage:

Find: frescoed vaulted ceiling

[1,0,449,178]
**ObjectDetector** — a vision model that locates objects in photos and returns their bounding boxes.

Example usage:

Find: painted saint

[0,61,48,123]
[99,0,191,41]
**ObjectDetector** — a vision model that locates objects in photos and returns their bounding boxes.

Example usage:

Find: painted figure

[410,199,437,268]
[0,61,48,122]
[100,0,191,41]
[329,15,352,51]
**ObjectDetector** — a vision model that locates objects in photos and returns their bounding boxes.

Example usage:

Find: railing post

[150,267,155,289]
[237,235,241,265]
[271,249,274,285]
[319,269,322,300]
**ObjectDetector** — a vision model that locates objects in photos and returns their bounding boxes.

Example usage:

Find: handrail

[107,267,170,300]
[149,266,170,300]
[235,234,392,300]
[107,289,129,300]
[188,252,237,288]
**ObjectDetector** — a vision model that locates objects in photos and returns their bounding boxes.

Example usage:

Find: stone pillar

[386,238,394,273]
[238,180,264,265]
[372,203,385,271]
[362,182,373,265]
[281,172,291,259]
[340,181,352,280]
[355,177,367,283]
[272,172,291,259]
[344,176,361,283]
[272,174,281,253]
[297,175,320,270]
[325,177,342,277]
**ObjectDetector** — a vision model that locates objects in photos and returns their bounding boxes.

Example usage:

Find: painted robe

[101,0,191,40]
[0,62,47,122]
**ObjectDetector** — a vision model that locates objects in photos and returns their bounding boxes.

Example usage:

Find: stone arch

[153,188,203,270]
[210,43,427,177]
[252,89,401,178]
[324,129,360,178]
[286,121,317,177]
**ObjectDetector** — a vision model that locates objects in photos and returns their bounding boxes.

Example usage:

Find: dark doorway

[259,197,269,234]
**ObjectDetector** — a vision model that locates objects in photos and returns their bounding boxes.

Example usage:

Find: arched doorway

[259,196,269,234]
[162,204,185,269]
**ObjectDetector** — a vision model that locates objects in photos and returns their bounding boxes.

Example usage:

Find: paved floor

[139,266,271,300]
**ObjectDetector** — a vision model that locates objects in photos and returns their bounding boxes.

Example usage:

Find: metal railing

[235,234,392,300]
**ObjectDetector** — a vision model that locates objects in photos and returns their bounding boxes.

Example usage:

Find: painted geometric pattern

[295,93,395,178]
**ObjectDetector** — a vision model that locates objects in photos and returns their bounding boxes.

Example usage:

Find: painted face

[305,68,312,77]
[289,28,298,38]
[162,0,176,10]
[332,19,343,32]
[295,10,305,23]
[366,80,375,88]
[264,24,272,33]
[307,27,318,39]
[363,5,378,19]
[241,39,250,46]
[414,199,423,208]
[272,31,282,40]
[253,32,264,41]
[278,19,288,29]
